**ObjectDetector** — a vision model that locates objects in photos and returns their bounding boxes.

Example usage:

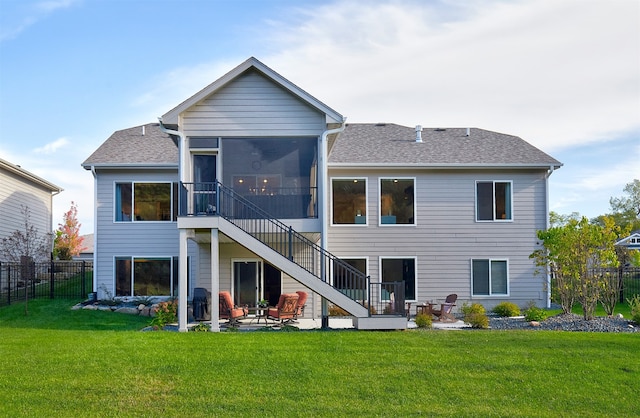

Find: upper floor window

[332,178,367,225]
[476,181,512,221]
[115,182,177,222]
[472,259,508,296]
[380,178,415,225]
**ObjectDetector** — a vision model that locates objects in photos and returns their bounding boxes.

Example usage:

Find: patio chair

[218,291,248,325]
[266,293,299,324]
[294,291,308,320]
[430,294,458,322]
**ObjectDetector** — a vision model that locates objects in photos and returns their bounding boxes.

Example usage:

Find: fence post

[81,261,86,298]
[50,260,55,299]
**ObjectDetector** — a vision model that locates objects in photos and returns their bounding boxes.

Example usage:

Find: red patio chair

[218,291,248,325]
[294,291,308,320]
[267,293,299,324]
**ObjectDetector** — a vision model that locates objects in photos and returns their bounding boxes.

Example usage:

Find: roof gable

[161,57,343,126]
[0,158,62,192]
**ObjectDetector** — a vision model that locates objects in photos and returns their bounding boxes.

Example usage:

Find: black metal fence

[619,267,640,301]
[0,261,93,307]
[550,266,640,303]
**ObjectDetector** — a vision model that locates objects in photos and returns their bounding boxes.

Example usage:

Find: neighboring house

[615,231,640,250]
[74,233,94,261]
[0,158,63,261]
[82,57,562,331]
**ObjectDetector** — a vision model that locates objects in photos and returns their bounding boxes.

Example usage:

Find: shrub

[465,313,489,329]
[414,313,432,328]
[627,295,640,325]
[462,303,488,329]
[190,323,210,332]
[461,302,485,316]
[150,300,178,329]
[329,305,349,316]
[523,302,547,322]
[492,302,521,317]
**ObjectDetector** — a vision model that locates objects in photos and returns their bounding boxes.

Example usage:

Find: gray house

[0,158,62,261]
[83,57,562,331]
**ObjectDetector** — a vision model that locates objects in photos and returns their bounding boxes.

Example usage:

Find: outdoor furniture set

[217,290,308,327]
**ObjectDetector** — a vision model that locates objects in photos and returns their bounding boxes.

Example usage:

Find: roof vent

[466,127,470,137]
[142,125,146,136]
[415,125,423,142]
[434,128,446,132]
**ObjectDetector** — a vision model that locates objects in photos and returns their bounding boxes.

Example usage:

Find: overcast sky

[1,0,638,235]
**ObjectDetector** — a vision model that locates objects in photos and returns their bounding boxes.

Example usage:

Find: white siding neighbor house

[0,158,63,261]
[83,57,562,331]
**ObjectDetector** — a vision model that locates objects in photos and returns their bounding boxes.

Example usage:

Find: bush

[627,295,640,324]
[414,313,432,328]
[190,323,210,332]
[492,302,521,317]
[465,313,489,329]
[150,300,178,329]
[462,303,488,328]
[329,305,349,316]
[461,302,485,316]
[523,302,547,322]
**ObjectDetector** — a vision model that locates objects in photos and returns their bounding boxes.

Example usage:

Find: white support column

[178,229,189,332]
[210,228,220,332]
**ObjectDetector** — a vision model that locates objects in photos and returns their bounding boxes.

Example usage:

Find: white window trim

[470,258,510,297]
[474,180,513,222]
[378,177,417,226]
[379,255,417,302]
[330,177,368,226]
[113,181,177,223]
[113,255,175,298]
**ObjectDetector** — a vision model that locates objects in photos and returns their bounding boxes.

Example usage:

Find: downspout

[90,166,98,293]
[158,118,189,331]
[544,165,555,308]
[320,119,347,328]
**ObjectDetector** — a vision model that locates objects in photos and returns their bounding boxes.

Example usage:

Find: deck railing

[179,181,405,316]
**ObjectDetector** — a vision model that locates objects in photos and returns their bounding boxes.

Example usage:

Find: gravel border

[488,313,638,332]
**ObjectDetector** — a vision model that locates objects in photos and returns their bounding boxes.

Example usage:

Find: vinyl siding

[181,70,325,138]
[93,168,181,297]
[0,168,54,259]
[327,168,549,309]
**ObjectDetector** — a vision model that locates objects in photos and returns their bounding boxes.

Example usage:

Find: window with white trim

[379,178,415,225]
[381,257,416,300]
[115,256,182,297]
[332,178,367,224]
[476,181,512,221]
[115,182,178,222]
[472,259,508,296]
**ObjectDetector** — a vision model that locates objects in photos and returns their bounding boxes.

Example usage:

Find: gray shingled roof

[82,123,178,168]
[329,124,562,167]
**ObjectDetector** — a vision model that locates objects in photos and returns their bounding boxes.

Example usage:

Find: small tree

[54,201,85,260]
[531,216,619,319]
[0,205,52,315]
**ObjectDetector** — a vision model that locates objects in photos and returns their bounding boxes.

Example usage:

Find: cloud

[260,0,639,152]
[0,0,79,42]
[33,137,70,154]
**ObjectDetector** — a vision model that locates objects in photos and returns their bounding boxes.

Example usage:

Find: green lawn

[1,300,638,417]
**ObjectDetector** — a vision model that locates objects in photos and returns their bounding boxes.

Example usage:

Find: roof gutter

[158,117,186,183]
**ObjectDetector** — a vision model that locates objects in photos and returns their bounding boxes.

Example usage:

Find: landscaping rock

[140,307,152,317]
[82,305,97,310]
[490,313,637,332]
[529,321,540,327]
[114,307,139,315]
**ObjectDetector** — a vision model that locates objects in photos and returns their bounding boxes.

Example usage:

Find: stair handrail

[212,181,370,309]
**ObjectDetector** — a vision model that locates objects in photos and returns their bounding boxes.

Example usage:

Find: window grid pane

[332,179,367,224]
[380,179,414,224]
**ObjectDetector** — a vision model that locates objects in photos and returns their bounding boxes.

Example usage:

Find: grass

[1,300,639,417]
